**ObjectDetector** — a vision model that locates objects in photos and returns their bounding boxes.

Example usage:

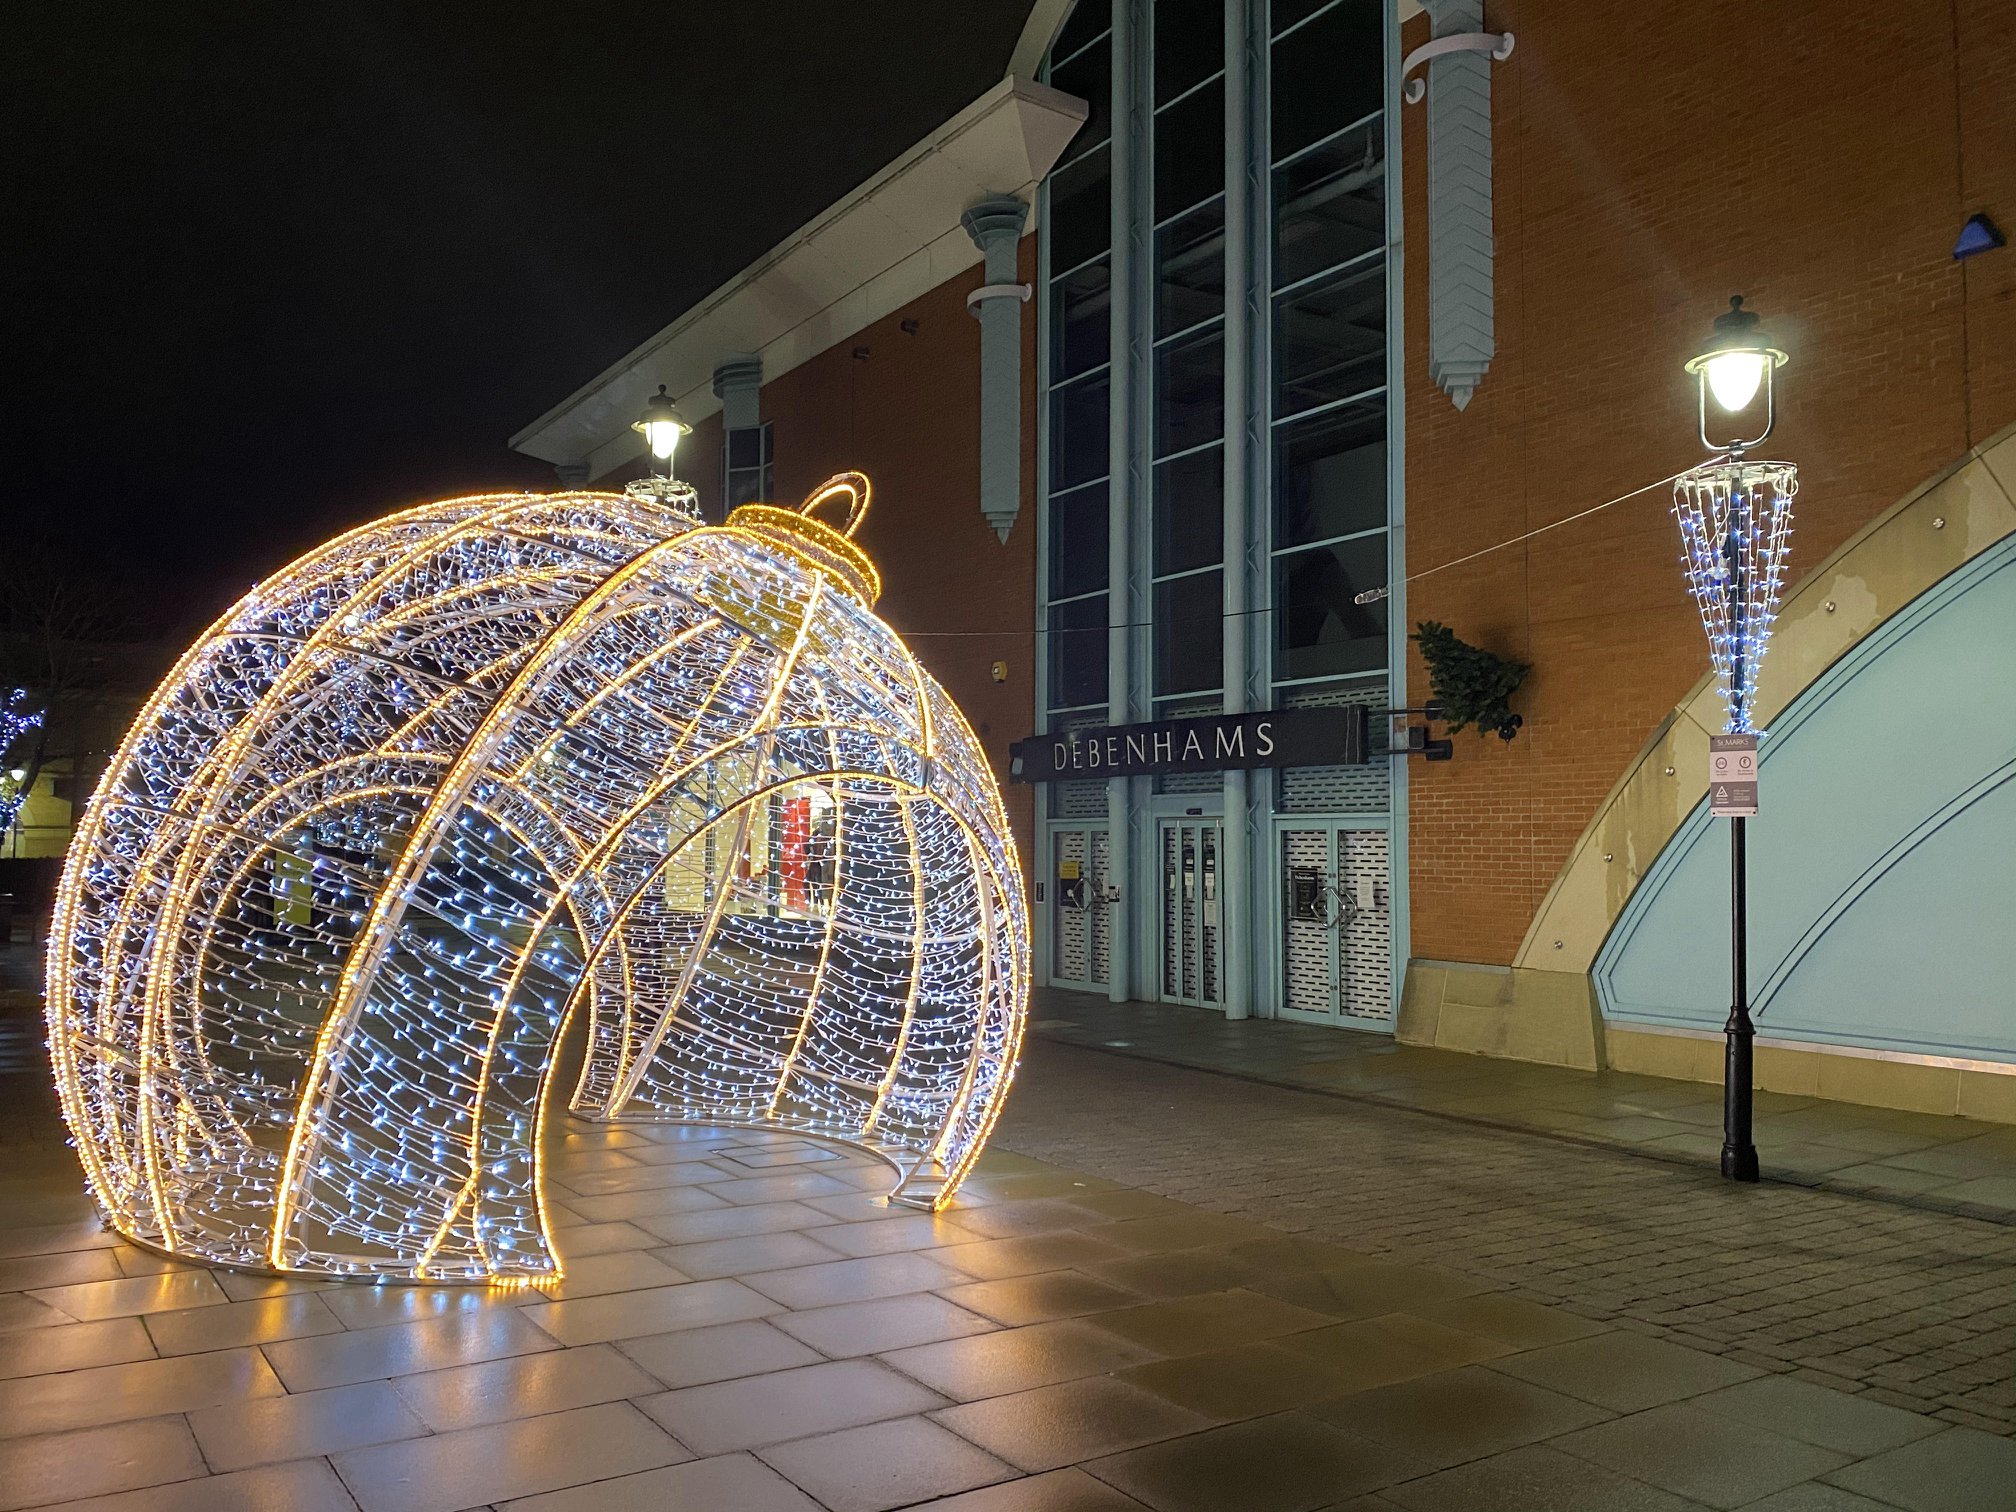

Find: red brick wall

[1400,0,2016,965]
[747,238,1041,876]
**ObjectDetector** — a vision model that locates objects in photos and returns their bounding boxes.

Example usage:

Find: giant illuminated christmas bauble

[47,474,1028,1281]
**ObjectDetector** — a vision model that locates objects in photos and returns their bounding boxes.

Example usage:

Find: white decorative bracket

[1401,31,1514,104]
[1416,2,1508,411]
[961,198,1032,543]
[965,283,1032,315]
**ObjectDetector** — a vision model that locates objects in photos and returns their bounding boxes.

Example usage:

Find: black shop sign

[1008,706,1366,784]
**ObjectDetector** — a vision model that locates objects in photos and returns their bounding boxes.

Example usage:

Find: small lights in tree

[0,688,42,837]
[46,474,1028,1282]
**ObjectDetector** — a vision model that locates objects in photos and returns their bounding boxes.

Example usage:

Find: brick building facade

[516,0,2016,1114]
[1400,0,2016,967]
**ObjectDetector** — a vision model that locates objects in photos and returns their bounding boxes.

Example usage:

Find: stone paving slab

[1029,987,2016,1225]
[5,951,2015,1508]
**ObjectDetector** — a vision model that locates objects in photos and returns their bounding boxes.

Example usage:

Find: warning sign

[1709,733,1759,817]
[1058,859,1081,880]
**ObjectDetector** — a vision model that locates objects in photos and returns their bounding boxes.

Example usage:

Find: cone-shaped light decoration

[1671,463,1798,733]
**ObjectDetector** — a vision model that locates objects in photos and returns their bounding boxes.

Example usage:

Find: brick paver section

[1032,987,2016,1224]
[995,1038,2016,1433]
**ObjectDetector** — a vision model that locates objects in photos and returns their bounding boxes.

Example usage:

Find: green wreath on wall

[1413,621,1528,742]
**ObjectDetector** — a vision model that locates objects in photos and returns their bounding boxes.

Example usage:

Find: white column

[962,198,1033,543]
[1104,0,1141,1004]
[1220,0,1255,1019]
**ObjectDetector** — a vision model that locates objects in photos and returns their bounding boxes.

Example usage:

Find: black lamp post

[1676,296,1793,1185]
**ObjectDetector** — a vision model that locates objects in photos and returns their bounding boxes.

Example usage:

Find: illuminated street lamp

[1683,297,1789,454]
[633,384,691,476]
[628,383,698,514]
[1673,296,1797,1184]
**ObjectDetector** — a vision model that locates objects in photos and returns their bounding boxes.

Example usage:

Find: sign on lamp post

[1709,733,1758,818]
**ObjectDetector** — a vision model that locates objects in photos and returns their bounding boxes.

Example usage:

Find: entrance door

[1049,827,1111,989]
[1279,825,1392,1027]
[1159,820,1222,1007]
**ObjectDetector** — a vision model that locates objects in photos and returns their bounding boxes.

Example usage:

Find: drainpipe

[961,197,1032,543]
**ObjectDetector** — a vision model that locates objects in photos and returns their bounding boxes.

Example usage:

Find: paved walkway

[1030,988,2016,1225]
[5,951,2016,1509]
[999,1039,2016,1439]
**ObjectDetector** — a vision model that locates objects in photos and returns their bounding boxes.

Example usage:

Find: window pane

[1273,118,1384,287]
[1050,37,1110,159]
[723,423,774,512]
[1154,444,1222,577]
[1049,149,1111,273]
[1154,0,1221,102]
[1154,76,1224,222]
[1270,0,1333,37]
[1051,371,1110,490]
[1271,0,1383,163]
[1155,197,1224,338]
[1052,258,1112,381]
[1155,325,1224,457]
[1049,480,1109,600]
[1052,0,1109,61]
[1275,401,1384,547]
[1049,594,1109,710]
[1274,260,1384,418]
[1274,535,1389,681]
[1155,570,1223,696]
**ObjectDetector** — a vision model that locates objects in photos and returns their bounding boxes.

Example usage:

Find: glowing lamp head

[1704,350,1767,413]
[1684,296,1788,453]
[632,384,690,468]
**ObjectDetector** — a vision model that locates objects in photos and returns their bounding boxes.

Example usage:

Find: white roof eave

[509,75,1089,473]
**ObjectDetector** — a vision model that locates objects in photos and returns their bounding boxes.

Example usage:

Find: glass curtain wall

[1040,0,1120,854]
[1149,0,1225,709]
[1037,0,1396,1008]
[1042,2,1114,729]
[1268,0,1388,693]
[1042,0,1389,718]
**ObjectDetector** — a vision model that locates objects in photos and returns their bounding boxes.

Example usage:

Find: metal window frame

[1033,0,1408,1019]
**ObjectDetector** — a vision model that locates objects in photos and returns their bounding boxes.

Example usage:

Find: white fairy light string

[1671,461,1798,733]
[45,473,1028,1283]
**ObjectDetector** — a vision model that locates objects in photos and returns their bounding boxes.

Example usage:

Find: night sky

[8,3,1031,638]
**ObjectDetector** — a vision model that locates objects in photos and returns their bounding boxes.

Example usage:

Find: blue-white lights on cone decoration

[1671,461,1798,734]
[0,688,44,836]
[46,473,1029,1282]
